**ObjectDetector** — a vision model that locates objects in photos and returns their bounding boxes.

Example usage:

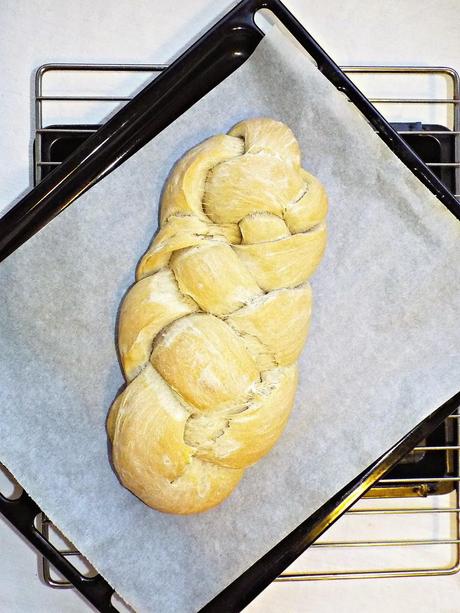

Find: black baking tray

[1,1,460,611]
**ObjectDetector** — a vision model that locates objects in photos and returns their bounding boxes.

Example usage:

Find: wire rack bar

[311,539,460,548]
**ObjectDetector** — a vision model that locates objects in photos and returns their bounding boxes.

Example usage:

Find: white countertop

[1,1,460,611]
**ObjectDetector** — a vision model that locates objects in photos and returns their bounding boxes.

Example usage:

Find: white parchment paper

[1,26,459,613]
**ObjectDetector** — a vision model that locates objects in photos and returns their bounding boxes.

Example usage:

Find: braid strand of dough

[107,118,328,514]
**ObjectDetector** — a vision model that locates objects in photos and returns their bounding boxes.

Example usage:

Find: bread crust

[108,118,328,514]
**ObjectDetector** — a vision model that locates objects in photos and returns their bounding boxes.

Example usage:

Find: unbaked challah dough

[107,118,328,514]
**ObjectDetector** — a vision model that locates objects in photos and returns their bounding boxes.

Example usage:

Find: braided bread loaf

[107,118,328,514]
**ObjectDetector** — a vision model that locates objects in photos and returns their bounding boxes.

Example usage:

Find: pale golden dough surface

[108,118,328,514]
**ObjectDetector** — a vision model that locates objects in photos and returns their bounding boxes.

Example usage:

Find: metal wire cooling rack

[2,61,459,592]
